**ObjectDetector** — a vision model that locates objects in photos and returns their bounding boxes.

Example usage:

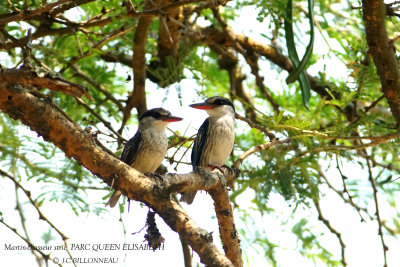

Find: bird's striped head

[190,96,235,118]
[139,108,182,130]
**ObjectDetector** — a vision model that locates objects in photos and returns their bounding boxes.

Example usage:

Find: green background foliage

[1,0,400,266]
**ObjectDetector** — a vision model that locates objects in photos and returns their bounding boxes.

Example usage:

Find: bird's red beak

[189,103,215,110]
[162,116,183,122]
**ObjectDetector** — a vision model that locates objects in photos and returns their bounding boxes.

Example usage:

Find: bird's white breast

[202,114,235,166]
[132,129,168,173]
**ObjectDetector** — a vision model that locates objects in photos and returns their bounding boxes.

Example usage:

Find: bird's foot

[208,164,233,174]
[207,164,224,173]
[222,164,236,176]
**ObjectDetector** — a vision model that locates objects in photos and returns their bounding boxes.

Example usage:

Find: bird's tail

[106,190,122,208]
[180,192,196,205]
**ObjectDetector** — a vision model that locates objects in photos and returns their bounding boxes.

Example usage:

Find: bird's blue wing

[191,118,209,167]
[120,131,142,165]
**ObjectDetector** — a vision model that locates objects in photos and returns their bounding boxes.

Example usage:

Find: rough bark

[158,1,182,63]
[362,0,400,126]
[210,187,242,267]
[0,66,90,99]
[121,8,153,125]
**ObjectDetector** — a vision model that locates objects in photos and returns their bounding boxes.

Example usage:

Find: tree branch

[70,64,124,111]
[199,26,338,100]
[0,82,236,266]
[60,26,135,73]
[234,139,291,168]
[210,187,242,267]
[14,179,44,266]
[314,198,346,266]
[211,8,280,114]
[0,169,76,267]
[0,0,72,26]
[120,0,162,131]
[362,0,400,126]
[366,158,388,267]
[0,66,91,99]
[335,156,366,222]
[0,219,58,266]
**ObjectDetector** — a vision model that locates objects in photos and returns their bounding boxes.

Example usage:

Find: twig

[211,7,280,114]
[366,159,388,267]
[0,145,107,191]
[0,219,60,266]
[335,156,366,222]
[14,184,44,266]
[71,65,124,111]
[292,132,400,157]
[75,98,126,143]
[314,199,347,266]
[235,113,277,141]
[0,169,77,267]
[318,168,398,235]
[234,139,291,168]
[6,0,21,12]
[0,0,72,26]
[166,127,194,170]
[60,26,135,73]
[364,95,385,113]
[133,0,212,16]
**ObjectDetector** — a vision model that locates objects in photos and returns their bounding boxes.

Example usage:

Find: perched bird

[106,108,182,207]
[181,96,235,204]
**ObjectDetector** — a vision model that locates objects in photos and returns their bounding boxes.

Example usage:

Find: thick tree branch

[157,1,182,64]
[210,187,242,267]
[362,0,400,126]
[120,0,163,131]
[0,65,91,99]
[0,83,235,266]
[0,0,72,26]
[201,26,336,100]
[211,8,280,114]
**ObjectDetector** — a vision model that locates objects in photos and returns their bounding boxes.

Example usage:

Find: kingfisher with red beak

[181,96,235,204]
[107,108,182,207]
